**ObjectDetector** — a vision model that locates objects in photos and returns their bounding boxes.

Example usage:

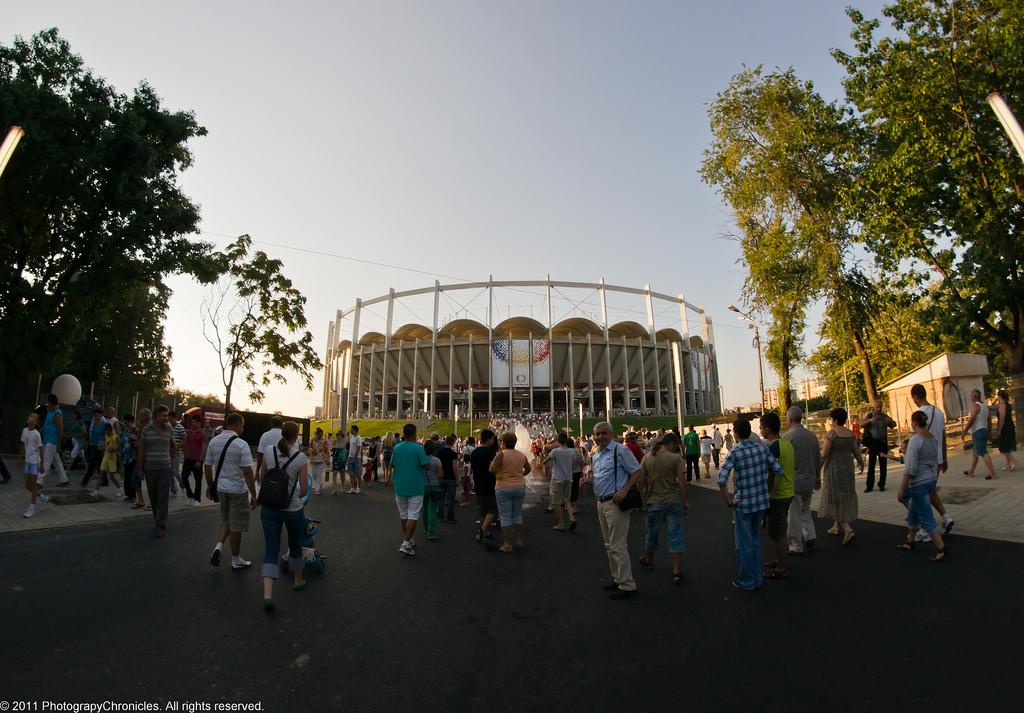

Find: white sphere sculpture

[51,374,82,405]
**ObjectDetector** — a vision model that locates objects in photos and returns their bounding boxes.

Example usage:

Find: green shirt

[769,438,795,500]
[683,431,700,455]
[391,440,430,497]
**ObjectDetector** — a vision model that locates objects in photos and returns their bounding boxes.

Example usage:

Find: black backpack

[258,447,300,509]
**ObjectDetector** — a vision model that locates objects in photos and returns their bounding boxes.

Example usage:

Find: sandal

[513,541,525,550]
[896,542,915,550]
[672,573,684,585]
[931,548,948,562]
[764,567,787,579]
[827,526,840,536]
[497,544,513,553]
[842,531,856,546]
[639,555,654,570]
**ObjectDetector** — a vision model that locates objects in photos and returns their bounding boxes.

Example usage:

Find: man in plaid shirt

[717,419,783,591]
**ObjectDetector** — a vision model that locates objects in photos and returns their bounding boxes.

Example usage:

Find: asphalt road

[1,481,1021,713]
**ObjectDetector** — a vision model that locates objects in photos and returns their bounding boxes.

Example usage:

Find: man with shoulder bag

[589,422,642,600]
[204,413,258,570]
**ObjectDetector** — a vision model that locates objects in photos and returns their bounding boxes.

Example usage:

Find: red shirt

[626,440,645,462]
[184,429,206,460]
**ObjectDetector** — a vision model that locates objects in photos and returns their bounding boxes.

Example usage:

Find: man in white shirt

[910,384,953,537]
[204,412,257,570]
[711,426,724,469]
[256,416,284,481]
[347,424,364,494]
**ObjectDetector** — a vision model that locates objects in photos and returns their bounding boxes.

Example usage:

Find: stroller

[281,515,327,574]
[281,475,327,574]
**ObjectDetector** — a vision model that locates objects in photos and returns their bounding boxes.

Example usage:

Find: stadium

[320,278,722,422]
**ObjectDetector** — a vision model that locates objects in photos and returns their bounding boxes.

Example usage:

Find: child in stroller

[281,474,327,574]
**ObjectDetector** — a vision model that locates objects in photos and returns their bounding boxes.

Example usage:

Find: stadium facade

[321,278,721,422]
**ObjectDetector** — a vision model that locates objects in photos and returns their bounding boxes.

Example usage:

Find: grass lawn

[316,414,712,439]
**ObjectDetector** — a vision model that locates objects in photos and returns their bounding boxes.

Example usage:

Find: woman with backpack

[258,420,310,612]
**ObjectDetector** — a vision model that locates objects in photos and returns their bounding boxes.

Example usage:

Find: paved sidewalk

[690,447,1024,542]
[0,455,218,533]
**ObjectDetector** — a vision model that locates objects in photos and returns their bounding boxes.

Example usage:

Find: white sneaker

[115,489,124,498]
[347,488,355,494]
[36,494,49,510]
[89,489,100,499]
[915,530,932,543]
[231,558,252,570]
[23,504,36,518]
[191,500,201,508]
[942,513,954,535]
[170,490,178,498]
[355,488,362,494]
[399,541,411,555]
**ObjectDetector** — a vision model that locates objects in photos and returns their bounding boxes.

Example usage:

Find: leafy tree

[201,235,322,412]
[833,0,1024,375]
[0,29,220,441]
[701,67,879,405]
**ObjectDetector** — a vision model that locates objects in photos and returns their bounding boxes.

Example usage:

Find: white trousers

[38,444,69,486]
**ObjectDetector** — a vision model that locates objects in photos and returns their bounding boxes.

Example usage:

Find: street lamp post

[0,126,25,181]
[564,386,570,433]
[988,92,1024,444]
[729,306,766,414]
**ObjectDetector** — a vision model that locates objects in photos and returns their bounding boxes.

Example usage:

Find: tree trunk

[850,329,877,404]
[224,384,232,416]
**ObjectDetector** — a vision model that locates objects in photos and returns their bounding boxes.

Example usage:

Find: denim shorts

[496,486,526,526]
[971,429,988,456]
[644,500,686,553]
[906,482,938,533]
[24,461,39,476]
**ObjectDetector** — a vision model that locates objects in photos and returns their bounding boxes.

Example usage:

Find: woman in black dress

[996,390,1018,472]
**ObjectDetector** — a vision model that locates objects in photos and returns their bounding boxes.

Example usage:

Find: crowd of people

[9,381,1019,608]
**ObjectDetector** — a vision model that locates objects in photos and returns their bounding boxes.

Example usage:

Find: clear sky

[6,0,888,415]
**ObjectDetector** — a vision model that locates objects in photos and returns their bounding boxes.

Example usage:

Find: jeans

[123,459,136,499]
[496,486,526,526]
[81,446,104,486]
[644,501,685,553]
[260,506,306,579]
[906,482,938,534]
[144,466,172,529]
[423,486,440,536]
[181,458,203,502]
[170,451,182,493]
[734,509,767,590]
[597,499,636,591]
[437,480,458,520]
[866,446,888,490]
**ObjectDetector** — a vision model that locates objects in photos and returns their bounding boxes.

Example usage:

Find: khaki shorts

[219,492,251,532]
[550,479,572,506]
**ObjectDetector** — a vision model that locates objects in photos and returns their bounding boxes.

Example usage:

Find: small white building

[878,352,989,433]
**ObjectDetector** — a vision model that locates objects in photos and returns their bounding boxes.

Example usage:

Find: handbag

[612,444,643,512]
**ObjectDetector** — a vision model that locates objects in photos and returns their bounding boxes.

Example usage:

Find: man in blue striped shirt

[717,419,783,591]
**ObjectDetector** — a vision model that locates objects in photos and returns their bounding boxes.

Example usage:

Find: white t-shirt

[22,427,42,464]
[265,445,309,512]
[258,428,283,459]
[917,403,946,465]
[204,431,255,494]
[348,435,363,460]
[712,430,724,448]
[699,437,713,456]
